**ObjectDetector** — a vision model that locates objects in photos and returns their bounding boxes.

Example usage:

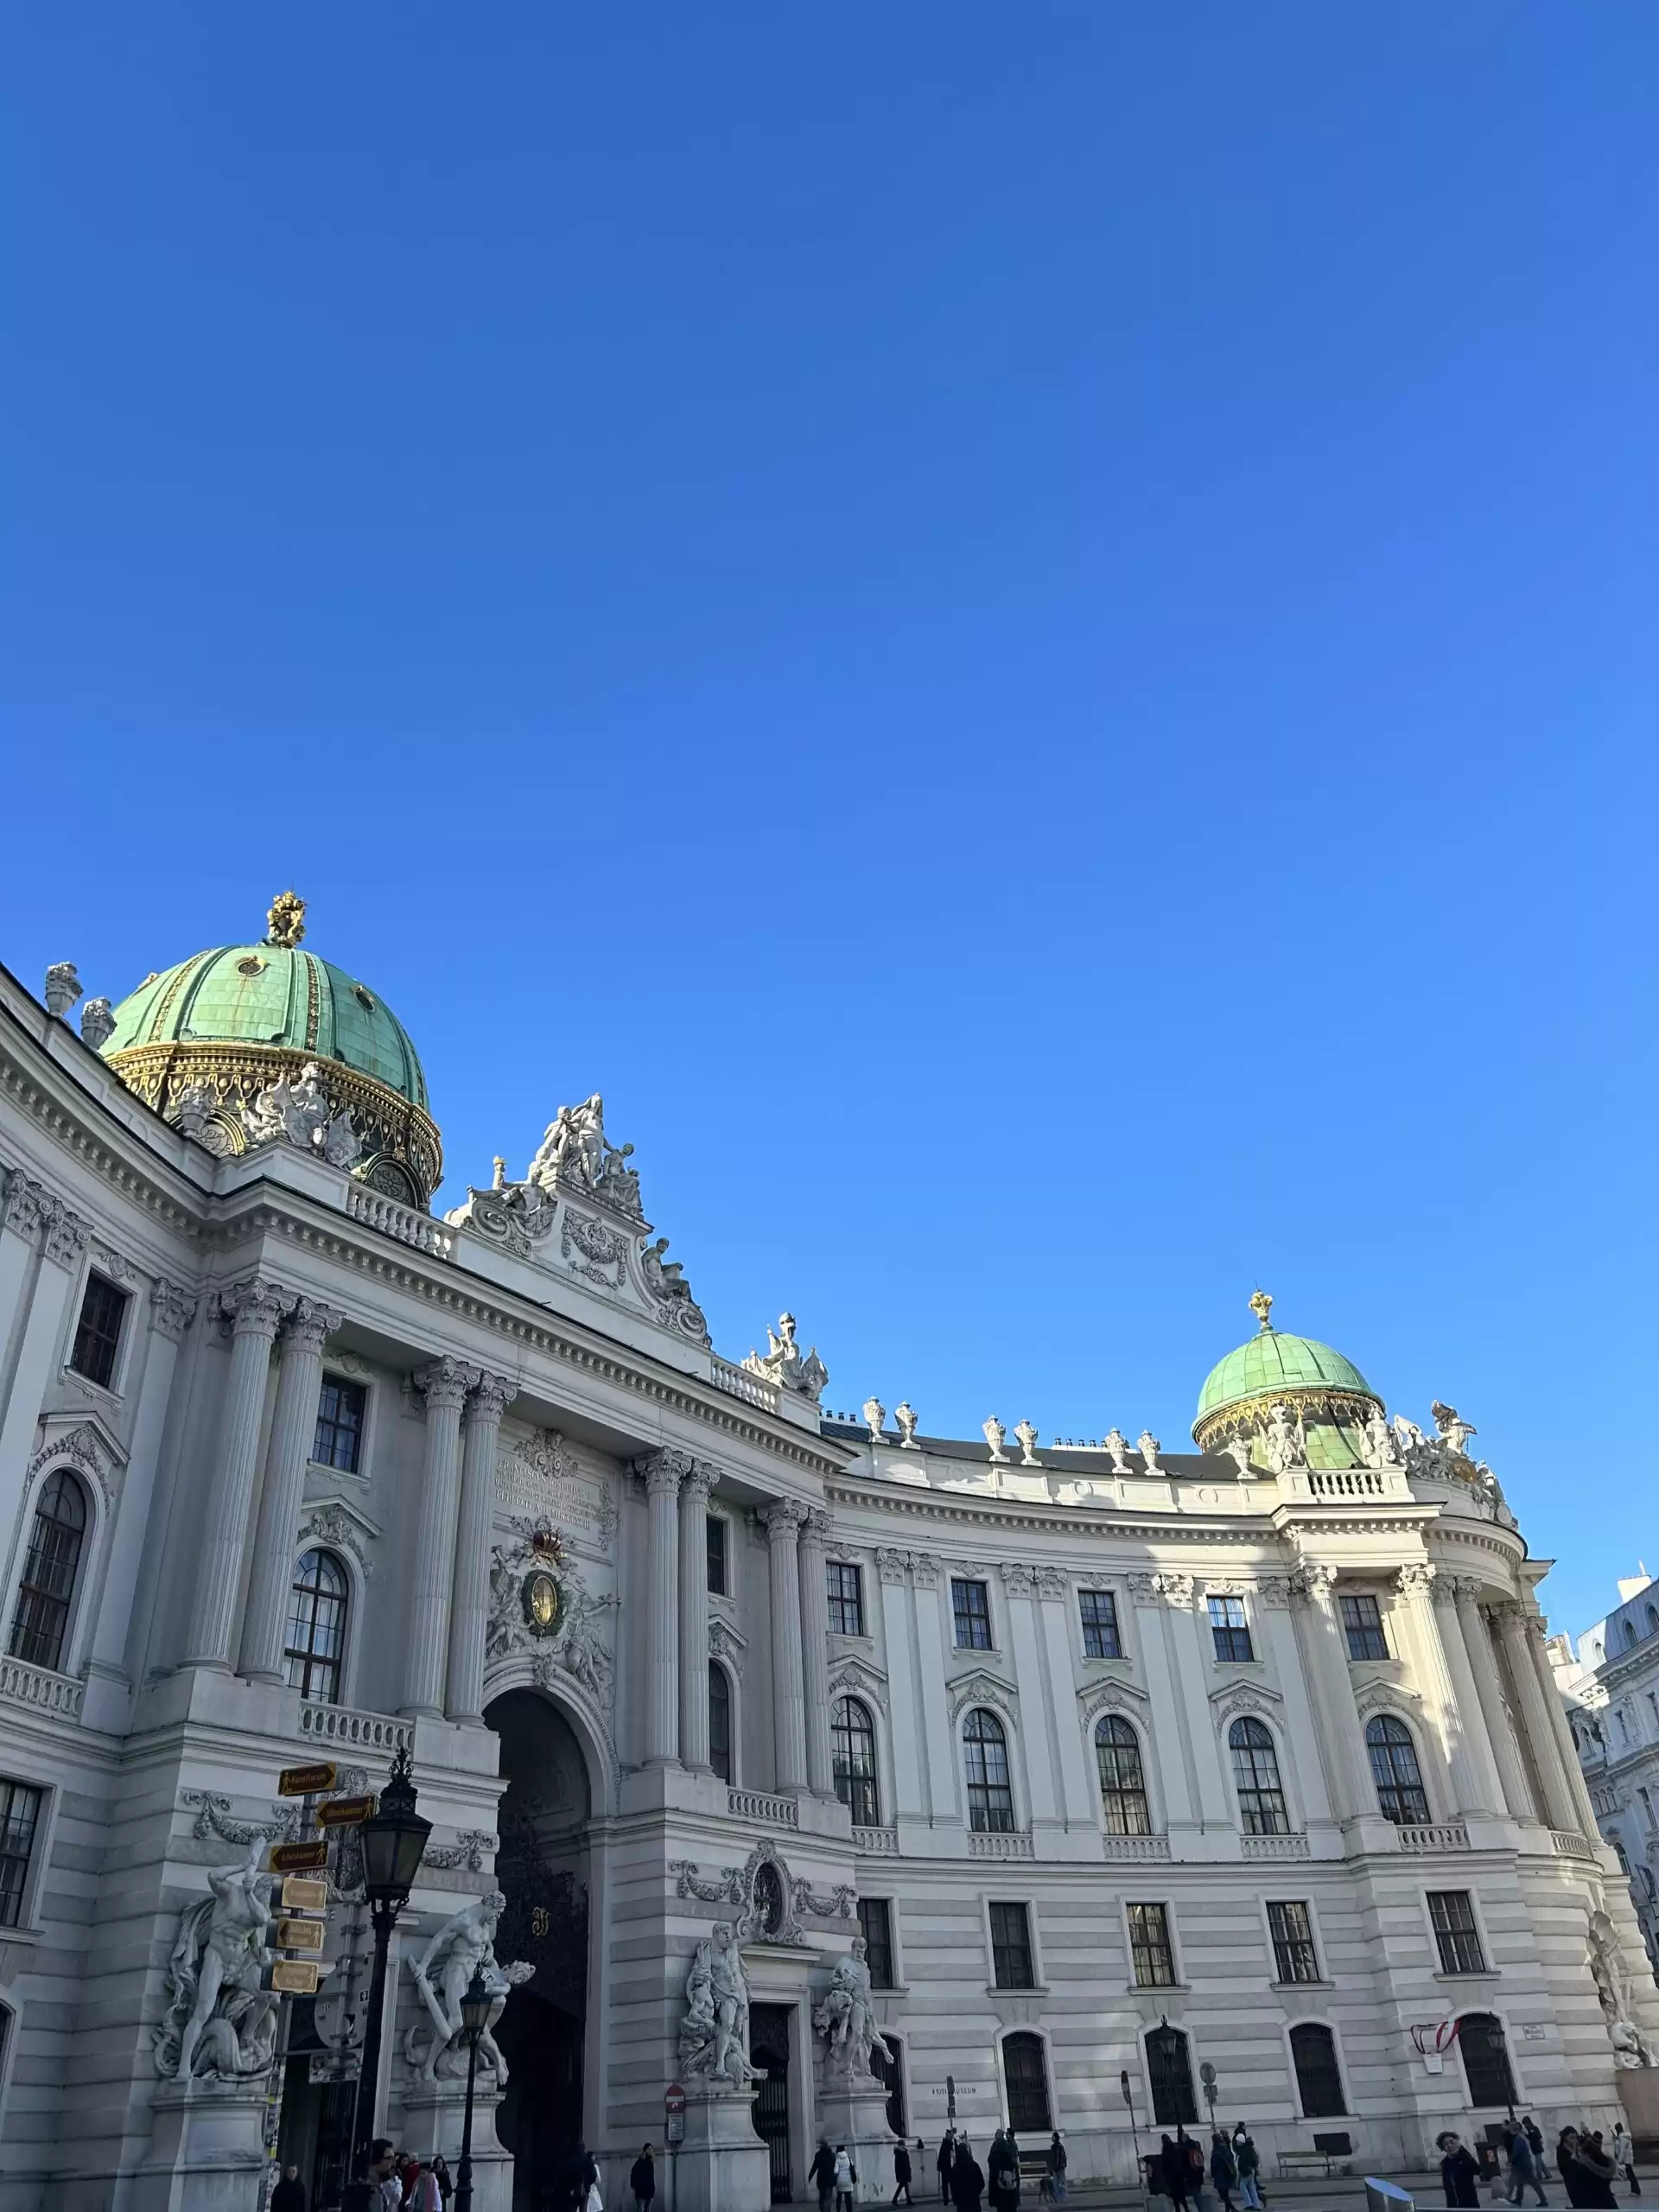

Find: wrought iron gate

[1001,2033,1051,2133]
[1145,2025,1198,2127]
[749,2004,793,2204]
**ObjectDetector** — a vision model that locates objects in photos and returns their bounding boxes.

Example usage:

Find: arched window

[1002,2031,1052,2133]
[1289,2023,1346,2116]
[283,1549,347,1705]
[709,1662,733,1783]
[1365,1714,1429,1824]
[1095,1715,1151,1835]
[1647,1605,1658,1637]
[1145,2024,1198,2126]
[1459,2012,1517,2108]
[9,1469,87,1673]
[753,1861,785,1938]
[963,1708,1014,1833]
[872,2031,906,2139]
[1626,1621,1640,1651]
[1229,1716,1288,1834]
[832,1698,880,1828]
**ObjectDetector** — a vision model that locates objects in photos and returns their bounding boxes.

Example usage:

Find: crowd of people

[334,2140,459,2212]
[1438,2116,1642,2209]
[925,2126,1067,2212]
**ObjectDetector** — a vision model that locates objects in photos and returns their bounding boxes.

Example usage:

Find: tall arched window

[1145,2024,1198,2126]
[963,1708,1014,1833]
[1365,1714,1429,1824]
[1001,2032,1052,2133]
[832,1698,880,1827]
[1626,1621,1640,1651]
[1289,2023,1346,2116]
[1095,1716,1151,1835]
[9,1469,87,1673]
[1459,2013,1517,2108]
[283,1549,347,1704]
[1229,1716,1288,1834]
[1647,1605,1658,1638]
[709,1662,733,1783]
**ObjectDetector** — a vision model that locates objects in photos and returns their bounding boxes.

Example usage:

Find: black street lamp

[454,1965,493,2212]
[351,1745,432,2177]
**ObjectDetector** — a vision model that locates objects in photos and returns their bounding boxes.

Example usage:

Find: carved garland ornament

[672,1840,856,1944]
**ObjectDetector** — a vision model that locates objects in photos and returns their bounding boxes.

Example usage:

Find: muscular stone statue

[680,1923,764,2087]
[156,1836,277,2083]
[243,1063,361,1169]
[406,1891,533,2085]
[812,1937,894,2082]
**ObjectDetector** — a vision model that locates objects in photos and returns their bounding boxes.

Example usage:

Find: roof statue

[1249,1287,1274,1332]
[742,1313,829,1403]
[527,1094,643,1219]
[265,890,307,950]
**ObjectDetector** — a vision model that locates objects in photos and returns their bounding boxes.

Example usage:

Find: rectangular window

[1340,1593,1389,1662]
[951,1579,993,1650]
[0,1779,42,1929]
[1268,1900,1321,1984]
[989,1901,1036,1990]
[1427,1890,1487,1975]
[68,1273,127,1390]
[827,1561,865,1637]
[858,1897,895,1989]
[1208,1595,1254,1663]
[1078,1589,1122,1660]
[706,1515,728,1597]
[313,1378,366,1474]
[1128,1902,1176,1988]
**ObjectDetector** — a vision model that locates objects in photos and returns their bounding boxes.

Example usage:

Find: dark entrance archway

[486,1688,594,2212]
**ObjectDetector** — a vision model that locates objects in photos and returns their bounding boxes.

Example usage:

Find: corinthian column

[239,1298,345,1683]
[761,1500,809,1792]
[1457,1585,1537,1821]
[1494,1600,1581,1834]
[643,1451,687,1766]
[400,1357,479,1717]
[798,1508,835,1797]
[677,1461,715,1770]
[1519,1599,1603,1838]
[1423,1570,1504,1816]
[446,1372,518,1723]
[1290,1560,1373,1821]
[185,1280,289,1670]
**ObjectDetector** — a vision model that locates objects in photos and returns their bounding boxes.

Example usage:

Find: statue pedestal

[817,2075,898,2203]
[400,2080,513,2212]
[1618,2068,1659,2145]
[674,2082,772,2212]
[130,2077,272,2212]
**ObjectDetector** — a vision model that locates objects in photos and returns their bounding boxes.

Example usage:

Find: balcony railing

[969,1830,1035,1859]
[0,1656,83,1719]
[1307,1468,1389,1499]
[853,1826,899,1855]
[1244,1831,1312,1860]
[1397,1821,1470,1852]
[709,1357,780,1414]
[728,1787,798,1830]
[1103,1833,1173,1861]
[1550,1828,1599,1861]
[297,1701,413,1755]
[345,1186,457,1257]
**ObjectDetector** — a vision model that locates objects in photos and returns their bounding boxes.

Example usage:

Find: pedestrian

[1439,2131,1483,2209]
[1526,2123,1552,2183]
[432,2158,454,2209]
[631,2145,657,2212]
[836,2143,859,2212]
[938,2134,957,2205]
[1611,2125,1640,2198]
[1565,2131,1618,2210]
[894,2139,914,2207]
[414,2163,445,2212]
[1046,2133,1067,2205]
[1506,2121,1548,2208]
[274,2165,308,2212]
[1233,2133,1262,2212]
[1210,2131,1237,2212]
[988,2132,1020,2212]
[1160,2135,1190,2212]
[1182,2132,1208,2212]
[811,2137,838,2212]
[951,2144,986,2212]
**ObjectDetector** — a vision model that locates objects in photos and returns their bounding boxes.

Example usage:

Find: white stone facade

[1551,1575,1659,1974]
[0,946,1654,2212]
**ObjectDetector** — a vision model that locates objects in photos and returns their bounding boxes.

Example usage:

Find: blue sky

[3,5,1655,1637]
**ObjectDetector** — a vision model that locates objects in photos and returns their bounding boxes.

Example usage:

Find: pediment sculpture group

[678,1926,889,2093]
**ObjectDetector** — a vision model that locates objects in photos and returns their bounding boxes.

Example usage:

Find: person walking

[1182,2132,1208,2212]
[938,2134,957,2204]
[1160,2136,1190,2212]
[1233,2133,1262,2212]
[1507,2122,1549,2208]
[988,2131,1019,2212]
[630,2145,657,2212]
[1562,2130,1618,2210]
[1611,2124,1640,2198]
[1439,2132,1483,2209]
[431,2158,454,2209]
[951,2144,986,2212]
[1045,2133,1067,2205]
[811,2138,838,2212]
[1210,2131,1237,2212]
[835,2143,859,2212]
[274,2166,308,2212]
[894,2139,914,2207]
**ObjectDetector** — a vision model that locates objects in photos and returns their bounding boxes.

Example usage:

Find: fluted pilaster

[240,1298,345,1683]
[185,1281,289,1670]
[1457,1585,1537,1821]
[643,1450,688,1765]
[1494,1600,1581,1834]
[1424,1570,1504,1816]
[447,1372,518,1722]
[799,1507,835,1797]
[1290,1560,1373,1821]
[678,1460,715,1769]
[401,1357,480,1717]
[761,1499,809,1792]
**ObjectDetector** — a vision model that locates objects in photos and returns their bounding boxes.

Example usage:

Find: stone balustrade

[853,1825,899,1855]
[0,1655,83,1719]
[728,1787,799,1830]
[296,1700,413,1755]
[1397,1821,1471,1852]
[1243,1831,1312,1860]
[969,1830,1034,1859]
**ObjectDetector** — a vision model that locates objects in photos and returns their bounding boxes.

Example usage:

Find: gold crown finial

[266,891,306,950]
[1249,1288,1274,1332]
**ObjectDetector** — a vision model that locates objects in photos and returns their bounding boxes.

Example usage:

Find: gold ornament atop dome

[265,891,307,950]
[1249,1288,1274,1333]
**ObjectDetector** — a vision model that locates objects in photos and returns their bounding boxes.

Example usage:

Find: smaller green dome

[1197,1328,1373,1421]
[103,934,427,1108]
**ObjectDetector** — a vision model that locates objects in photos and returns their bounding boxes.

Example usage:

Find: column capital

[41,1198,90,1268]
[875,1547,910,1586]
[470,1371,518,1422]
[1000,1561,1035,1598]
[149,1278,198,1342]
[800,1505,831,1543]
[283,1298,346,1357]
[1394,1561,1435,1602]
[678,1459,716,1506]
[1,1173,51,1243]
[642,1447,695,1496]
[217,1279,289,1341]
[414,1356,480,1412]
[1491,1598,1529,1630]
[1256,1574,1294,1610]
[759,1497,808,1543]
[1290,1560,1338,1601]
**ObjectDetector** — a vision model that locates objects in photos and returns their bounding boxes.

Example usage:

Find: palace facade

[0,896,1654,2212]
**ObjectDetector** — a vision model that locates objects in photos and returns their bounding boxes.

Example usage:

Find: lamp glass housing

[460,1967,493,2036]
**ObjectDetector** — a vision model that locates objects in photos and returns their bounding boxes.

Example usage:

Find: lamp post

[455,1965,493,2212]
[352,1745,432,2177]
[1121,2069,1143,2202]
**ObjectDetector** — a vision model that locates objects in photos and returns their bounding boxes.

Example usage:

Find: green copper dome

[1196,1326,1373,1421]
[103,936,426,1107]
[1192,1292,1382,1470]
